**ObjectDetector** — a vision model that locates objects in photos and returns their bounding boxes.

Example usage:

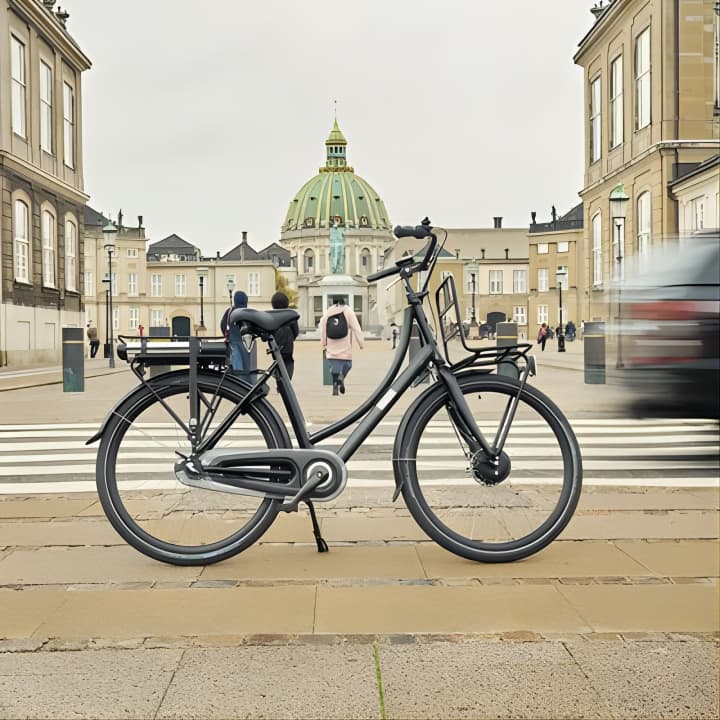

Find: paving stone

[615,539,720,577]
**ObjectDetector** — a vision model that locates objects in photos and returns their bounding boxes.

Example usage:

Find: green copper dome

[283,121,391,232]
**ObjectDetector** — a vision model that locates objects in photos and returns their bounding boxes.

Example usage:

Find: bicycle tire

[96,370,290,565]
[395,372,582,562]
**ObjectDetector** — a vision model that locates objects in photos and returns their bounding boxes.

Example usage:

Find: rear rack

[116,335,227,366]
[435,275,533,373]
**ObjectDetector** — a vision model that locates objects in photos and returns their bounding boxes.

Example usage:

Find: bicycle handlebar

[366,218,438,284]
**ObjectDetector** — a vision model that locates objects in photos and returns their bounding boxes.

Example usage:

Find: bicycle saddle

[229,308,299,333]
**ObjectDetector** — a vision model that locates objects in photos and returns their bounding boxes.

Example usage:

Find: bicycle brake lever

[385,275,404,292]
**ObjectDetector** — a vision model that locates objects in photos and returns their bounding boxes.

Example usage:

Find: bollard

[62,327,84,392]
[584,321,606,384]
[409,323,429,384]
[496,321,519,379]
[148,326,171,377]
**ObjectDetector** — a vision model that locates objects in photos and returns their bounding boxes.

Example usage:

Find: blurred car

[619,233,719,419]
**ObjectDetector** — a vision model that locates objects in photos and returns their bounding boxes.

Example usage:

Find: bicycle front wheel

[397,373,582,562]
[96,371,290,565]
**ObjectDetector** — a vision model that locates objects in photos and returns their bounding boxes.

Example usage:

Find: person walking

[321,296,364,396]
[220,290,252,377]
[537,322,549,352]
[86,323,100,358]
[270,291,299,382]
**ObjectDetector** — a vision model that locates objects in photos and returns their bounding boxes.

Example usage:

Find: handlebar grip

[393,224,432,240]
[367,265,399,283]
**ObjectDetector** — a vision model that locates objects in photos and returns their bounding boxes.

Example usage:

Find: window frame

[13,199,30,283]
[150,274,162,297]
[65,217,77,291]
[537,305,548,325]
[11,36,26,138]
[635,27,651,130]
[637,192,651,258]
[248,272,260,296]
[42,208,56,288]
[63,82,75,169]
[592,212,602,286]
[610,54,624,148]
[128,272,138,297]
[175,274,186,297]
[590,75,602,162]
[538,268,549,292]
[512,306,527,325]
[40,60,54,153]
[489,269,503,295]
[512,269,527,294]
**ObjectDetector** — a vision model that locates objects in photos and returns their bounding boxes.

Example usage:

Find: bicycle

[89,218,583,566]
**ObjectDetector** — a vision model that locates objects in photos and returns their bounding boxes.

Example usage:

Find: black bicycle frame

[194,289,496,464]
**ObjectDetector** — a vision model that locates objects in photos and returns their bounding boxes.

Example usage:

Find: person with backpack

[220,290,252,376]
[321,296,364,396]
[270,291,299,384]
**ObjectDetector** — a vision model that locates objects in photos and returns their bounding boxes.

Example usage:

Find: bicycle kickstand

[305,501,329,553]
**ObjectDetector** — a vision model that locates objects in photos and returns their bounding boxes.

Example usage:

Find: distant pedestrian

[271,291,299,382]
[220,290,252,377]
[86,323,100,358]
[390,323,398,349]
[537,322,548,352]
[321,296,364,396]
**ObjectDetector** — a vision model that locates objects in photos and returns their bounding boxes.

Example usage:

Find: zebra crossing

[0,419,717,494]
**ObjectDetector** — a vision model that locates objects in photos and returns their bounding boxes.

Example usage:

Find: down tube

[337,344,434,462]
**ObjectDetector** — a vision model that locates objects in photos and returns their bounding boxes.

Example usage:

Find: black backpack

[326,311,349,339]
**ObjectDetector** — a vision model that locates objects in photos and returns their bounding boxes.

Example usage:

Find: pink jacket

[321,305,364,360]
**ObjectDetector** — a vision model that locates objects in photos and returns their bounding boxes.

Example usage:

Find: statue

[329,217,345,274]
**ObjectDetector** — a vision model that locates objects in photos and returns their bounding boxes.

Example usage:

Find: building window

[592,212,602,286]
[691,197,704,231]
[610,55,623,148]
[537,305,548,325]
[590,76,601,162]
[150,309,164,327]
[248,272,260,296]
[635,28,651,129]
[42,210,56,287]
[11,36,26,137]
[360,248,372,274]
[112,307,119,332]
[128,308,139,330]
[65,219,77,291]
[637,192,651,258]
[304,249,314,273]
[513,306,527,325]
[513,270,527,293]
[151,274,162,297]
[110,272,117,297]
[489,270,503,294]
[128,273,138,296]
[537,243,548,254]
[63,82,75,169]
[175,274,186,296]
[127,248,138,258]
[538,268,549,292]
[557,241,569,253]
[313,296,323,328]
[13,200,30,283]
[40,61,53,153]
[84,271,93,297]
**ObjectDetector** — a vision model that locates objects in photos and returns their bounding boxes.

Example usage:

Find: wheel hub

[470,450,511,485]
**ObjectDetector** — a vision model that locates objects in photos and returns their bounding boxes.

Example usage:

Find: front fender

[391,369,518,501]
[86,369,257,445]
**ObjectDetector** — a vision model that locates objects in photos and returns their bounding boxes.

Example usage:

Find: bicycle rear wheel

[96,371,290,565]
[396,372,582,562]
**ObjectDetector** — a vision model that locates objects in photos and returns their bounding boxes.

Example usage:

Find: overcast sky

[64,0,595,254]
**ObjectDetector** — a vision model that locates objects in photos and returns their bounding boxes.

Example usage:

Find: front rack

[435,275,533,373]
[116,335,228,367]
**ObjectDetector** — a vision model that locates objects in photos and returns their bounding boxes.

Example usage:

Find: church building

[279,121,394,333]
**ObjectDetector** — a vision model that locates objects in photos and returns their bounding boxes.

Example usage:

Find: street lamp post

[467,260,478,338]
[196,266,208,331]
[610,184,630,369]
[556,268,567,352]
[102,221,117,368]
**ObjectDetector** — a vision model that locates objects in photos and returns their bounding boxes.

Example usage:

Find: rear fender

[86,369,258,445]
